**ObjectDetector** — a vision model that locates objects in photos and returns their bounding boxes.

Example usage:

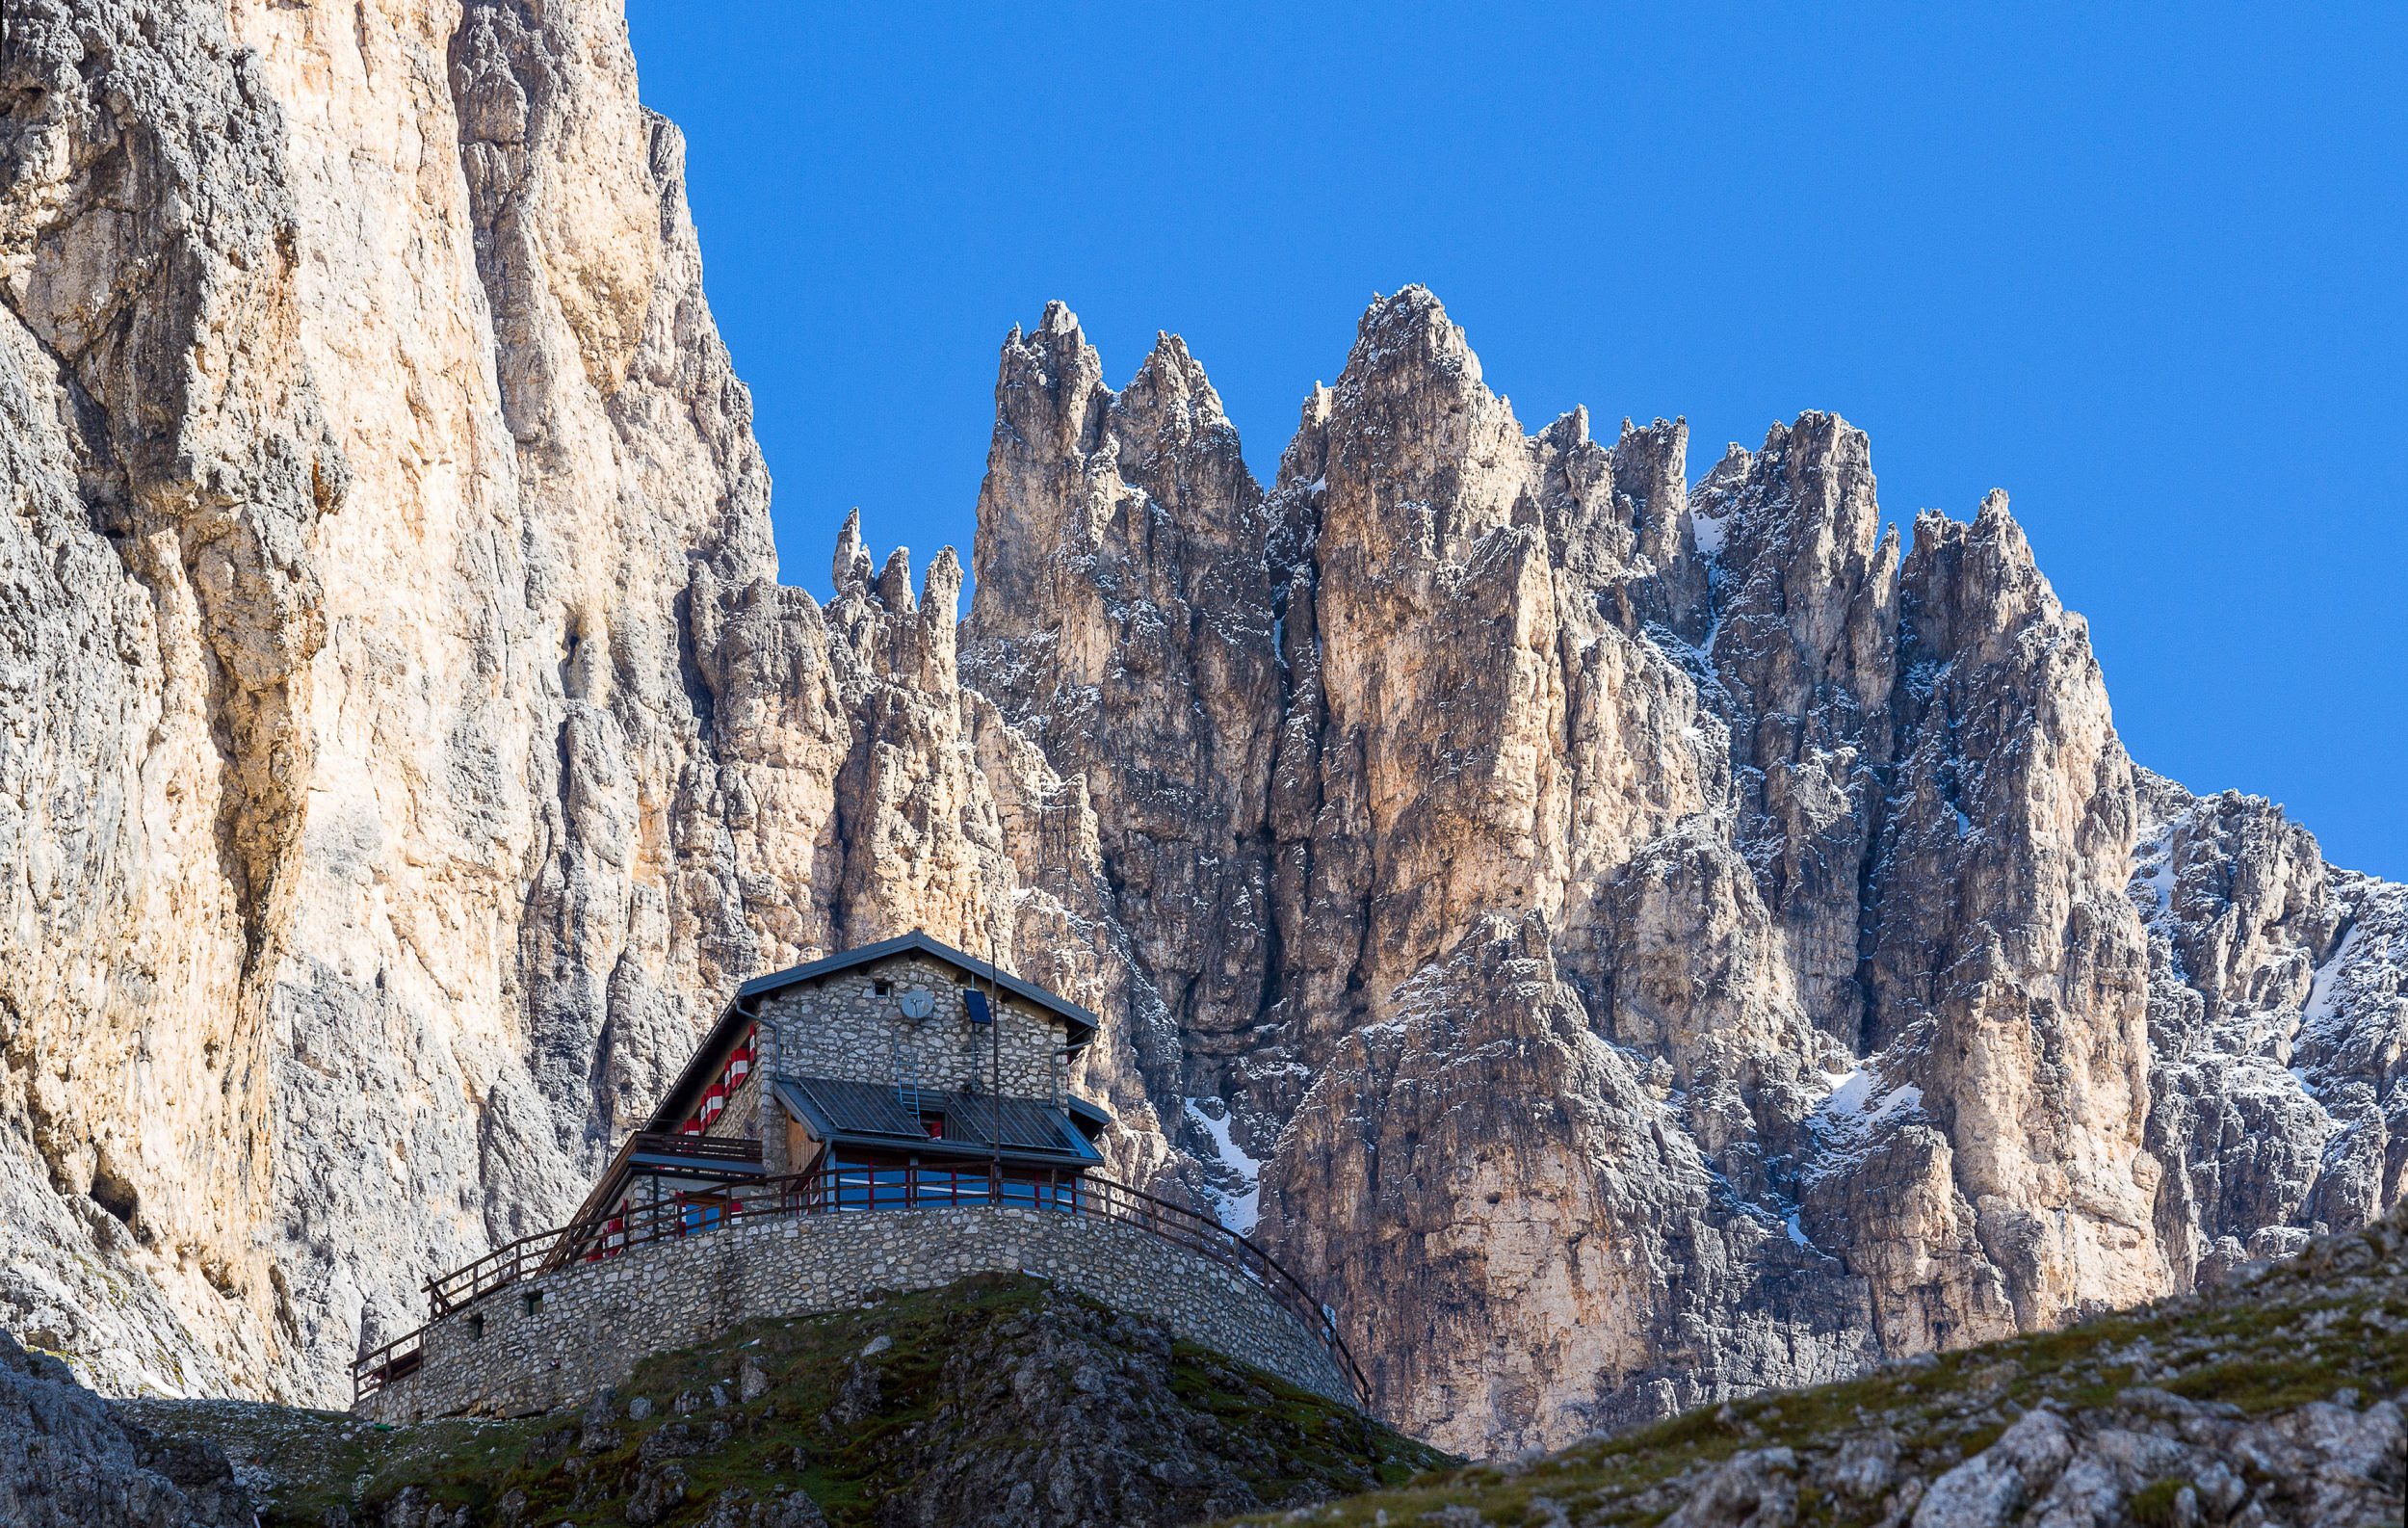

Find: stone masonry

[701,1067,762,1140]
[357,1204,1354,1423]
[758,952,1068,1103]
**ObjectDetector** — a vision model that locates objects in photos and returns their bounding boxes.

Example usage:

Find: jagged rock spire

[960,303,1279,1121]
[832,507,876,594]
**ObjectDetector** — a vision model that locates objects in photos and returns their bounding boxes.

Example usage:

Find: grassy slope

[1222,1207,2408,1526]
[128,1274,1448,1527]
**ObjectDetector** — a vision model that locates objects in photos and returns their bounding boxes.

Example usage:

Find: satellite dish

[898,986,935,1020]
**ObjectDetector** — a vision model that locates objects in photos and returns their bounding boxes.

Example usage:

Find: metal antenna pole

[988,921,1003,1178]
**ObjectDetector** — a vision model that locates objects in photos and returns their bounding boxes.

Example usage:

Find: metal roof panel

[772,1075,1101,1166]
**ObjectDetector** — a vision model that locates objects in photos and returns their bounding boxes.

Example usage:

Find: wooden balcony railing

[624,1130,764,1163]
[351,1325,422,1398]
[355,1164,1367,1408]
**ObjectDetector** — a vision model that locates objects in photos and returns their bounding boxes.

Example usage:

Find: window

[522,1290,544,1317]
[466,1313,484,1342]
[873,979,892,996]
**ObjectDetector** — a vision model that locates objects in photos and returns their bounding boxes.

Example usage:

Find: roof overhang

[643,998,767,1134]
[1063,1094,1112,1142]
[561,1132,766,1238]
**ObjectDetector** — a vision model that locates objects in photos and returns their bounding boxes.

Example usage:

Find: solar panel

[963,990,992,1025]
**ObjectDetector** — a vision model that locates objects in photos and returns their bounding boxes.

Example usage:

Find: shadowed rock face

[0,1330,255,1528]
[1,0,2399,1459]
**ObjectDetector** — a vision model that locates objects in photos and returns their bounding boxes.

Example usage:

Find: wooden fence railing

[354,1165,1367,1407]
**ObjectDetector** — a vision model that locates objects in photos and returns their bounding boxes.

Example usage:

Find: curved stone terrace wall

[354,1199,1358,1424]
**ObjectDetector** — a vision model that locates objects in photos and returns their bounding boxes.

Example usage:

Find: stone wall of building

[757,954,1065,1100]
[701,1070,763,1144]
[356,1204,1354,1423]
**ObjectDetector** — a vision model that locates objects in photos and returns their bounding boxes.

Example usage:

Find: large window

[821,1154,1083,1213]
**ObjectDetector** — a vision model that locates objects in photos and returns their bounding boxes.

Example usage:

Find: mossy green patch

[2128,1476,2191,1528]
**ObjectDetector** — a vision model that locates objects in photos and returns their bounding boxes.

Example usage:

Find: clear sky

[624,3,2405,880]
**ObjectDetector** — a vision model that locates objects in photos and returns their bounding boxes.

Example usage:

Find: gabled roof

[736,931,1099,1046]
[642,931,1098,1133]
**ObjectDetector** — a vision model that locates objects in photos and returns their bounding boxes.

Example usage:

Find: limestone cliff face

[2,0,2400,1460]
[0,0,1150,1409]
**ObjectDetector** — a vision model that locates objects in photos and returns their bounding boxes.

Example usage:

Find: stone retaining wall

[357,1205,1354,1422]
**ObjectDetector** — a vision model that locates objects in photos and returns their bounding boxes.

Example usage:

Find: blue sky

[624,3,2405,880]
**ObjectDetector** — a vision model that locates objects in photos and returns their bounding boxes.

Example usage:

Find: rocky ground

[117,1274,1444,1528]
[1219,1206,2408,1528]
[0,1330,254,1528]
